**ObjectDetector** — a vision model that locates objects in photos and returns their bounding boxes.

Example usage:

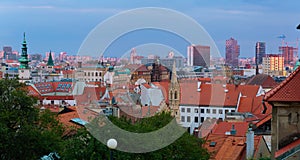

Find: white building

[179,80,263,133]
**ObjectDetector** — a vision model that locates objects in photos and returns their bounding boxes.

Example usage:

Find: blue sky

[0,0,299,58]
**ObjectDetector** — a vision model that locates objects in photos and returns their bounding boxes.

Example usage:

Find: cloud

[0,4,122,14]
[214,9,261,16]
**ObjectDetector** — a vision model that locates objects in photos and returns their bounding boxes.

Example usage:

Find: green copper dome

[19,32,30,69]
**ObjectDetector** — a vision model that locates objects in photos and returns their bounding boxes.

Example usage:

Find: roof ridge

[264,66,300,101]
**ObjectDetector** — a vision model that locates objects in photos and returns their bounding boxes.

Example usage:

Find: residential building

[226,37,240,67]
[279,46,297,66]
[179,79,263,131]
[262,54,285,76]
[187,44,210,67]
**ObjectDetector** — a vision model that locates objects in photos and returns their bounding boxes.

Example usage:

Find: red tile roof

[212,121,249,136]
[265,66,300,102]
[247,74,278,89]
[58,106,81,128]
[237,95,272,115]
[180,81,260,107]
[204,134,264,160]
[204,134,246,160]
[275,138,300,158]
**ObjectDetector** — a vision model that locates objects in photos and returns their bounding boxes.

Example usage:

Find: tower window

[174,91,178,99]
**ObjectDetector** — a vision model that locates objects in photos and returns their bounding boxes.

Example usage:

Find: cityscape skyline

[0,1,300,58]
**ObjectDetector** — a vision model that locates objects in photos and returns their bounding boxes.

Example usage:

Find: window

[201,109,204,113]
[181,108,185,112]
[194,109,198,113]
[212,109,216,114]
[201,117,205,123]
[92,72,94,76]
[187,108,191,113]
[181,116,185,122]
[194,117,199,123]
[206,109,210,114]
[88,72,90,76]
[187,116,191,122]
[174,91,178,99]
[231,110,235,113]
[225,109,229,114]
[219,109,223,114]
[95,72,98,76]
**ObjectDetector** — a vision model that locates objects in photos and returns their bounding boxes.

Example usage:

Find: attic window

[209,142,216,147]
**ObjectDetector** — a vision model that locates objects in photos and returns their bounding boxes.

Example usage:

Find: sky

[0,0,300,58]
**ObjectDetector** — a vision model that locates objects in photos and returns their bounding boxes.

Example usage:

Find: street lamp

[297,24,300,30]
[107,138,117,160]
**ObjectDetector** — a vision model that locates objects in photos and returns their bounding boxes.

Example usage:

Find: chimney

[246,128,255,159]
[197,81,201,92]
[230,124,236,135]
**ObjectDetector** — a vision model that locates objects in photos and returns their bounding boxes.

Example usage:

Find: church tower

[18,33,31,83]
[169,61,180,122]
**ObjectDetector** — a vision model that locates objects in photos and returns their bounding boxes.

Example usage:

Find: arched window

[95,72,98,76]
[170,91,173,100]
[174,91,178,100]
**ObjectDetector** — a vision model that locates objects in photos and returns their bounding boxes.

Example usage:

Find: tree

[61,112,209,160]
[0,79,64,159]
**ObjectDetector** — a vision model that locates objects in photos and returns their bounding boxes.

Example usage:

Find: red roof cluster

[180,80,260,107]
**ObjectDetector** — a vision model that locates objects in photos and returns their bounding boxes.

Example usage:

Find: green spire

[19,32,30,69]
[47,50,54,66]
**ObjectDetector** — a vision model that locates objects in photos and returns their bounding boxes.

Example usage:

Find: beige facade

[263,55,286,76]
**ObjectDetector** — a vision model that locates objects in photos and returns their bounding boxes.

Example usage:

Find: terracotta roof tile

[247,74,277,89]
[212,121,249,136]
[180,81,260,107]
[275,138,300,158]
[265,66,300,102]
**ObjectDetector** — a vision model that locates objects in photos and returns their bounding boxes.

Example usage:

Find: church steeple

[19,32,30,69]
[171,61,178,84]
[169,61,180,122]
[47,50,54,66]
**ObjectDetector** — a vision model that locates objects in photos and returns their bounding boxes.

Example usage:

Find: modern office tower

[226,37,240,67]
[255,42,266,65]
[187,44,210,67]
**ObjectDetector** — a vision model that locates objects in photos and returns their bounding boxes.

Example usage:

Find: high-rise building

[279,46,297,66]
[59,52,67,61]
[187,44,210,67]
[255,42,266,65]
[226,37,240,67]
[262,54,285,76]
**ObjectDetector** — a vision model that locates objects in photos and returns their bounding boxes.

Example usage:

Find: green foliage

[0,79,209,159]
[0,79,64,159]
[61,112,209,160]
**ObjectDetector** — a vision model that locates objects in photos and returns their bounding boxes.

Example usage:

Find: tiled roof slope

[180,81,260,106]
[265,66,300,102]
[247,74,277,89]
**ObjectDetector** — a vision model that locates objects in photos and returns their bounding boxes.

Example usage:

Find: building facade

[226,38,240,67]
[262,54,285,76]
[256,42,266,65]
[187,44,210,67]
